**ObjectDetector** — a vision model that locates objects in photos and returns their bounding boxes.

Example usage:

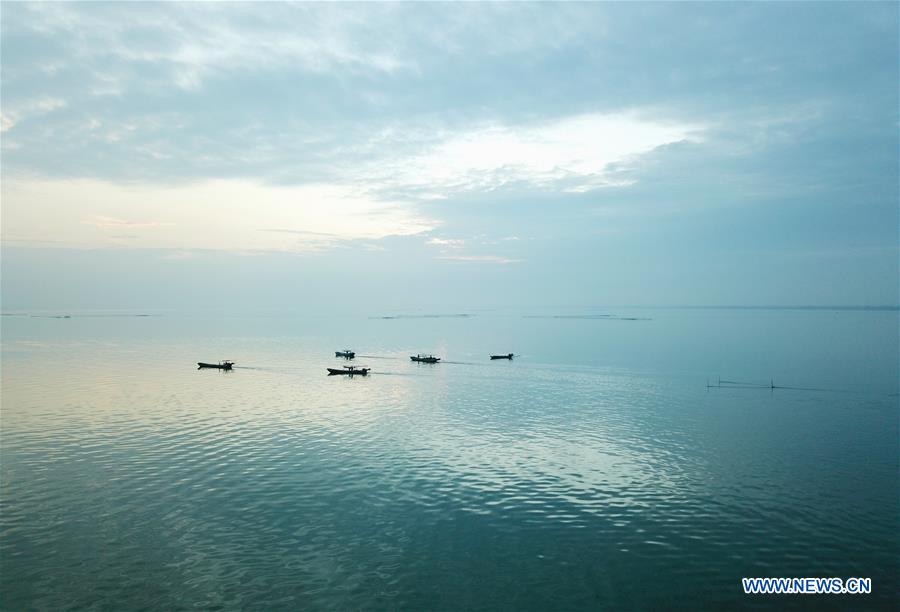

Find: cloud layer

[1,2,897,305]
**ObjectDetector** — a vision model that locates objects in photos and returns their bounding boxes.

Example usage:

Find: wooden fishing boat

[198,360,234,370]
[490,353,514,360]
[335,350,355,358]
[410,354,440,363]
[327,365,369,376]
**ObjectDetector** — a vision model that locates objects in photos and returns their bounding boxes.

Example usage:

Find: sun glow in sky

[1,2,897,308]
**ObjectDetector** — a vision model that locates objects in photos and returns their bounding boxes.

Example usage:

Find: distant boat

[335,350,355,358]
[410,354,440,363]
[198,360,234,370]
[327,365,369,376]
[490,353,514,360]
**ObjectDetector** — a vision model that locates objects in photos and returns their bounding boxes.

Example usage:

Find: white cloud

[0,107,702,253]
[2,178,435,251]
[427,238,465,248]
[1,97,67,132]
[0,110,701,252]
[0,113,17,133]
[81,216,172,230]
[366,112,702,197]
[13,2,416,95]
[438,255,521,264]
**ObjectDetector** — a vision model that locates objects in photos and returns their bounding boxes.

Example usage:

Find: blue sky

[2,2,897,309]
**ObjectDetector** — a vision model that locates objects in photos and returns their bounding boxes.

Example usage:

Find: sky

[1,1,898,311]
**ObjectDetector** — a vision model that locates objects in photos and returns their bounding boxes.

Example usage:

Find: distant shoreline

[633,305,900,311]
[2,305,898,318]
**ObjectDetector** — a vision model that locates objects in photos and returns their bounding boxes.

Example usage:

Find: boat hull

[410,356,440,363]
[327,368,369,376]
[490,354,514,360]
[198,362,233,370]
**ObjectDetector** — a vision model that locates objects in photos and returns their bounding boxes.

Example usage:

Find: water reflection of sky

[2,311,898,609]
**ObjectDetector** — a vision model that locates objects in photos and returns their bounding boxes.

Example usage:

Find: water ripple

[2,333,897,610]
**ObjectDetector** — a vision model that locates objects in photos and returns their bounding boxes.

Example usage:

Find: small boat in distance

[198,360,234,370]
[327,365,370,376]
[335,350,355,358]
[410,354,440,363]
[490,353,514,360]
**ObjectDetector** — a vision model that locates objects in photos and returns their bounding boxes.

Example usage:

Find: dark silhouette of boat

[490,353,514,360]
[335,350,355,358]
[410,354,440,363]
[327,365,369,376]
[198,360,234,370]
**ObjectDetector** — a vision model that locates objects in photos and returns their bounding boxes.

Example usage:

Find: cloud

[81,216,172,230]
[1,0,895,311]
[437,255,521,264]
[426,236,523,264]
[427,238,465,248]
[360,112,702,199]
[5,2,417,95]
[3,178,435,252]
[1,97,67,132]
[260,229,340,237]
[1,2,705,192]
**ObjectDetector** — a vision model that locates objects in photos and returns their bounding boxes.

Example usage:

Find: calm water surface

[2,308,897,610]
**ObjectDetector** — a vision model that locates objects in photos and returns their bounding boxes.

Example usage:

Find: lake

[1,307,897,610]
